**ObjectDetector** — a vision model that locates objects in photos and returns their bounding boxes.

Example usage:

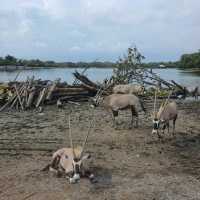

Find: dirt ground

[0,100,200,200]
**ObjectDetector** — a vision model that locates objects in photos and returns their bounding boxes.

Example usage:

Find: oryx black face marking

[153,119,159,129]
[73,158,82,174]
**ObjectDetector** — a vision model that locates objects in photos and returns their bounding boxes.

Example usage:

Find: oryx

[152,90,178,138]
[92,88,146,128]
[43,114,96,184]
[191,86,200,100]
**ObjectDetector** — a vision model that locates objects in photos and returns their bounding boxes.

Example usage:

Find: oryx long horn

[96,87,104,103]
[80,116,95,158]
[68,114,75,158]
[163,91,172,108]
[153,89,157,117]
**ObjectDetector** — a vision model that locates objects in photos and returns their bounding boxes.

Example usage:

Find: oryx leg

[162,124,166,134]
[172,116,177,136]
[43,155,64,177]
[42,155,60,172]
[131,106,138,128]
[50,155,64,177]
[167,122,170,134]
[157,131,162,139]
[109,109,115,126]
[162,121,169,134]
[111,110,118,128]
[81,170,96,183]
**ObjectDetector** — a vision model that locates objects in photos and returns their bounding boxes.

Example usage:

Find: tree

[179,51,200,68]
[113,46,145,84]
[5,55,17,64]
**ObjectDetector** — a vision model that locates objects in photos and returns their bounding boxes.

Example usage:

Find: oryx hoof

[157,134,163,140]
[113,125,118,130]
[69,173,80,184]
[69,177,80,184]
[89,174,97,183]
[69,178,77,184]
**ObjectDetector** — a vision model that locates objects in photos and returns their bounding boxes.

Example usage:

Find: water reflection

[180,69,200,76]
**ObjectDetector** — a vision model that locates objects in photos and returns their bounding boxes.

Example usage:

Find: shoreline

[0,65,180,72]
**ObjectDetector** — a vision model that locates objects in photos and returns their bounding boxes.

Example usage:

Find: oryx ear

[81,154,91,161]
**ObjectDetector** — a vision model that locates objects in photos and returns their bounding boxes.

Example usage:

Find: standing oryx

[43,115,96,184]
[152,91,178,138]
[92,92,146,128]
[192,86,200,100]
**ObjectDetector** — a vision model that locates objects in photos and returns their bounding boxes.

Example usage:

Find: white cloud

[69,46,81,52]
[0,0,200,61]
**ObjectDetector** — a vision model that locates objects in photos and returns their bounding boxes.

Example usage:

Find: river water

[0,68,200,87]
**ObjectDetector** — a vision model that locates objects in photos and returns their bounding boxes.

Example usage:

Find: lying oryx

[113,84,145,95]
[92,93,146,128]
[152,91,178,138]
[43,115,95,184]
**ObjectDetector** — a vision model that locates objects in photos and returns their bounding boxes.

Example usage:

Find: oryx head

[152,90,172,135]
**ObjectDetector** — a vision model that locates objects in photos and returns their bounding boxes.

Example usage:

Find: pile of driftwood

[0,66,189,111]
[0,72,103,111]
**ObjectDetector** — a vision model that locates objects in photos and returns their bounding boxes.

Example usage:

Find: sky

[0,0,200,62]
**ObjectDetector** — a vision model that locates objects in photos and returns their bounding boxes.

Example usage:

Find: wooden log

[14,85,24,110]
[146,70,174,88]
[52,91,90,99]
[46,79,60,100]
[54,87,87,93]
[171,80,185,91]
[36,87,47,108]
[10,85,25,109]
[73,66,90,85]
[0,94,16,111]
[67,101,81,106]
[26,87,36,108]
[73,71,99,89]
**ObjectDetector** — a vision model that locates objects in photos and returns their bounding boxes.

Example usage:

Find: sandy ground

[0,100,200,200]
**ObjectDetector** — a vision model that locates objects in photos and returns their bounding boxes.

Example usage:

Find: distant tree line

[178,50,200,68]
[142,61,178,68]
[0,54,177,69]
[0,50,200,69]
[0,55,115,68]
[142,50,200,69]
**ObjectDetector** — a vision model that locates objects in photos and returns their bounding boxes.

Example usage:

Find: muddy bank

[0,100,200,200]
